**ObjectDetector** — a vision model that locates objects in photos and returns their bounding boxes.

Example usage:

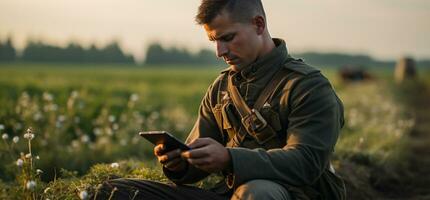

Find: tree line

[0,37,134,64]
[145,43,223,65]
[1,37,429,67]
[0,37,223,65]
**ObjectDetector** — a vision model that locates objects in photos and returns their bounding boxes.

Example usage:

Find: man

[96,0,346,199]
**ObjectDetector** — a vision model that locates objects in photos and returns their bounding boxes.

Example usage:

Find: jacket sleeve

[163,78,226,184]
[227,73,344,187]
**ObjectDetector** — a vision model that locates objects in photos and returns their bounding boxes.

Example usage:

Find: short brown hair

[195,0,266,25]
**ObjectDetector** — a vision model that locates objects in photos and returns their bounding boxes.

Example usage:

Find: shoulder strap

[253,68,291,110]
[228,67,290,118]
[227,73,252,119]
[227,66,291,145]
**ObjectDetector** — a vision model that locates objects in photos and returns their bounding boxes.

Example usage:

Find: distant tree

[195,49,222,65]
[145,43,166,64]
[101,42,134,63]
[84,44,104,62]
[0,37,16,61]
[64,42,85,62]
[21,41,61,62]
[145,42,222,66]
[21,40,134,64]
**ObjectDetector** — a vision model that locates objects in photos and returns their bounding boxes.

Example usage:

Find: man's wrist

[222,148,233,174]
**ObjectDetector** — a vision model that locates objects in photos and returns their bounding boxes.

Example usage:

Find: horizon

[1,0,429,62]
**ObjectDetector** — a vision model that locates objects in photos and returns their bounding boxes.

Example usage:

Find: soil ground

[340,81,430,200]
[382,82,430,200]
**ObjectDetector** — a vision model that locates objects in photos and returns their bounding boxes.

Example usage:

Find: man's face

[204,11,262,71]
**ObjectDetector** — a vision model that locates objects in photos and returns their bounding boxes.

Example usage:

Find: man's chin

[229,63,246,72]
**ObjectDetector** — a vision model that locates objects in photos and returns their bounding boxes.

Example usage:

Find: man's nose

[215,41,228,58]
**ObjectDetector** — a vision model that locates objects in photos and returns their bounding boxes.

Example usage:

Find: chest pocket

[260,105,282,132]
[212,101,240,145]
[214,97,285,148]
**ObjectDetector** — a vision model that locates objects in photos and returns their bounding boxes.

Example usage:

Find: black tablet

[139,131,190,152]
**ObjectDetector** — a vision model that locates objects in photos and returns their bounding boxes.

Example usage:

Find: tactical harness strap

[213,61,346,199]
[226,66,292,146]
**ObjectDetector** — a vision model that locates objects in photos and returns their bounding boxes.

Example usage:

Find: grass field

[0,62,424,199]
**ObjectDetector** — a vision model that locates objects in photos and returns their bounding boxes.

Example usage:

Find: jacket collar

[240,38,290,81]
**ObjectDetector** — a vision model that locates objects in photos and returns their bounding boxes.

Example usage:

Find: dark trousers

[93,178,229,200]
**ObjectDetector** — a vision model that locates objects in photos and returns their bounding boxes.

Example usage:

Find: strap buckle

[249,109,268,132]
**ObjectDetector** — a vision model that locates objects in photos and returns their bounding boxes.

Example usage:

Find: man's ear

[252,15,266,35]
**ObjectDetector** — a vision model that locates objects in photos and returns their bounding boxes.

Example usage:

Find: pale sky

[1,0,429,62]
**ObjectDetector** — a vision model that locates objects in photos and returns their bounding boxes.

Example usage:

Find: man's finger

[159,148,182,163]
[164,157,183,169]
[158,154,168,164]
[154,144,165,156]
[187,157,211,166]
[187,138,212,149]
[181,147,209,159]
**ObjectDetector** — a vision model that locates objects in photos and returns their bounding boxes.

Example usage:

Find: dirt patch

[339,81,430,200]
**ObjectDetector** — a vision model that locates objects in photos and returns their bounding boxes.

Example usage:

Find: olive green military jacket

[164,39,345,199]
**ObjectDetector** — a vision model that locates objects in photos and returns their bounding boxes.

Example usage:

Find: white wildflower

[108,115,116,123]
[71,140,80,148]
[43,92,53,101]
[25,133,35,140]
[26,180,37,191]
[81,135,90,143]
[35,155,40,160]
[110,162,119,168]
[79,190,89,200]
[22,91,29,98]
[51,104,58,111]
[24,133,34,140]
[130,93,139,102]
[24,128,34,140]
[120,139,127,146]
[13,136,19,143]
[106,128,113,136]
[2,133,8,140]
[36,169,43,174]
[112,123,119,130]
[33,112,43,121]
[16,158,24,167]
[93,128,101,136]
[58,115,66,122]
[71,90,79,98]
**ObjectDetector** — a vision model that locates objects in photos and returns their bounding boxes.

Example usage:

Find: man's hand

[181,138,231,173]
[154,144,187,172]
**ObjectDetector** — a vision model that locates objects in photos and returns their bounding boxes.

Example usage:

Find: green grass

[0,62,422,199]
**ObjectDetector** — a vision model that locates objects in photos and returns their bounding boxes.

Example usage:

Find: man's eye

[222,34,235,42]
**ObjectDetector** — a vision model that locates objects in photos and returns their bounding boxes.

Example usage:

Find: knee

[232,180,291,200]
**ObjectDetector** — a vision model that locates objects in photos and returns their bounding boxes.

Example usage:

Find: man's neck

[254,36,276,63]
[260,37,276,57]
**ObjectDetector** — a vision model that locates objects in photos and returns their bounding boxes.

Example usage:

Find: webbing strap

[227,67,290,119]
[253,69,291,110]
[227,73,252,119]
[227,67,291,144]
